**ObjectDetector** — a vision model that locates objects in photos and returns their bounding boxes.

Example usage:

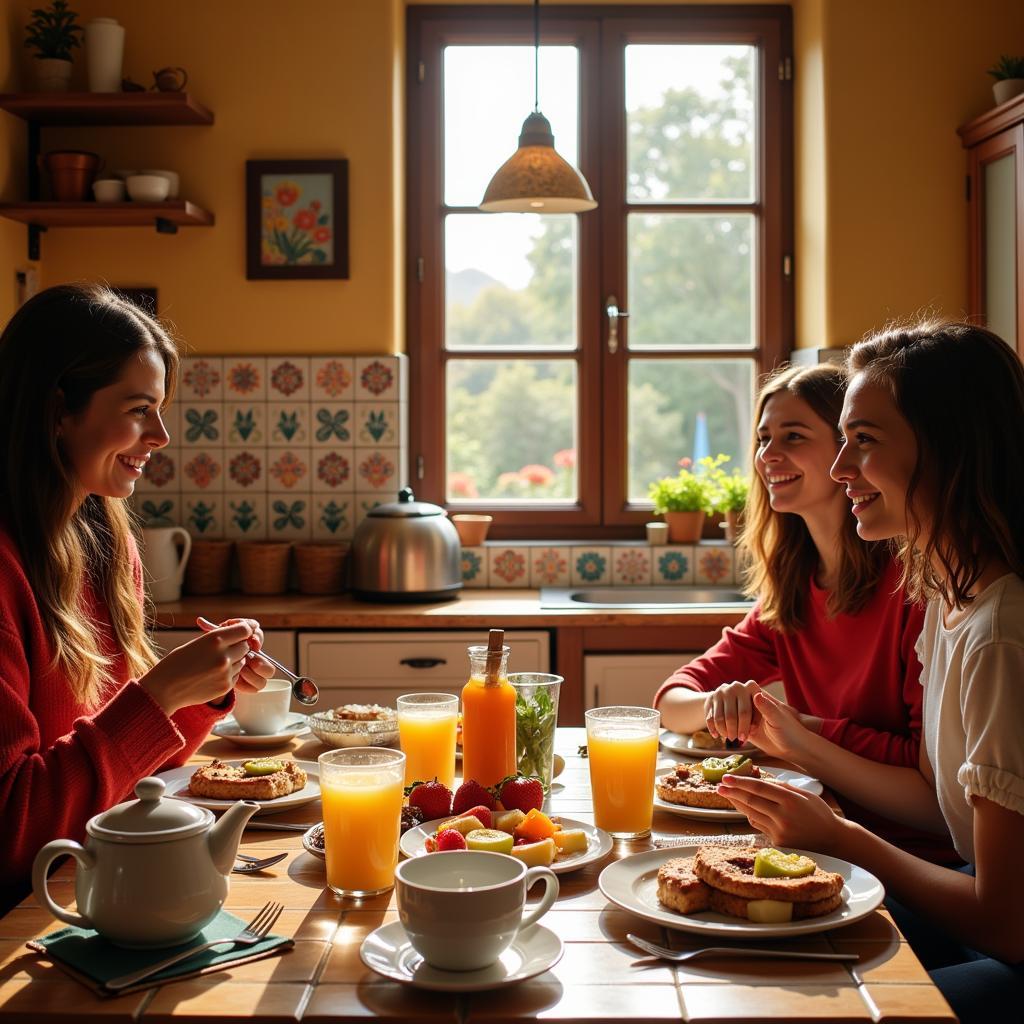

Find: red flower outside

[520,464,554,487]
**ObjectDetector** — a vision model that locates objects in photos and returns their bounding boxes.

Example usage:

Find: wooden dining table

[0,727,957,1023]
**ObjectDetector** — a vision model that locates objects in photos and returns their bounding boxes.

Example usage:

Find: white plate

[654,768,823,822]
[211,714,310,747]
[660,730,757,758]
[301,822,325,860]
[155,760,321,816]
[360,919,562,991]
[400,815,612,874]
[599,846,885,939]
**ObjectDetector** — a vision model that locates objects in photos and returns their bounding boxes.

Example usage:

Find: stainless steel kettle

[350,487,462,602]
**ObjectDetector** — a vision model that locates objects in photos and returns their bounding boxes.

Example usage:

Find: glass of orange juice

[585,706,660,840]
[319,747,406,897]
[396,693,459,789]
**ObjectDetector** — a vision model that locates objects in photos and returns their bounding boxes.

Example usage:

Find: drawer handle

[399,657,448,669]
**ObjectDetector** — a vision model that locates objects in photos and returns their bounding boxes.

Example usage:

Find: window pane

[627,213,754,348]
[446,214,577,350]
[444,45,580,208]
[626,45,755,202]
[446,360,577,502]
[627,359,753,503]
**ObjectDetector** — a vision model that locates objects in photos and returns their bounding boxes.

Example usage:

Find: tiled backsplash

[132,355,408,541]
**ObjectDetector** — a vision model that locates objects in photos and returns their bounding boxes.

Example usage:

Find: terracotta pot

[43,150,103,201]
[721,509,745,543]
[664,510,705,544]
[34,57,73,92]
[451,514,492,547]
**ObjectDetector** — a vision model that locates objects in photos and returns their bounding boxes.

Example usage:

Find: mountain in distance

[446,267,506,307]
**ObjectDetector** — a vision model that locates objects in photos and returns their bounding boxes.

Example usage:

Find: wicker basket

[294,541,348,595]
[183,539,234,596]
[236,540,292,595]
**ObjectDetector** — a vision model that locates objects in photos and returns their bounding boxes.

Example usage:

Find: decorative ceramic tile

[179,404,223,447]
[612,546,652,586]
[461,547,488,587]
[179,357,223,401]
[311,404,353,447]
[136,450,178,492]
[181,493,224,538]
[355,356,398,399]
[355,402,397,445]
[355,447,398,492]
[225,494,267,541]
[267,402,312,447]
[135,495,178,528]
[267,493,313,540]
[571,547,611,586]
[652,546,695,585]
[267,357,311,400]
[222,357,267,401]
[312,496,353,541]
[267,449,311,491]
[224,403,266,446]
[354,493,384,526]
[695,544,735,585]
[310,356,355,401]
[530,546,570,587]
[488,546,529,587]
[224,448,267,493]
[181,450,224,492]
[312,449,355,493]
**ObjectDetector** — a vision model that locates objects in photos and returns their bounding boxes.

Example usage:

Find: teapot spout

[207,800,260,875]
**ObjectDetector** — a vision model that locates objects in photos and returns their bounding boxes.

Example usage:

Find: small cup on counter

[645,521,669,546]
[92,178,126,202]
[451,513,492,546]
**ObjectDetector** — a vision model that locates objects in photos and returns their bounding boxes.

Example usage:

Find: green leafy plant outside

[648,454,728,514]
[988,55,1024,80]
[706,455,750,513]
[24,0,82,60]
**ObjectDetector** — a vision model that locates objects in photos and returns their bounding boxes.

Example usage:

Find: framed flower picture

[246,159,349,280]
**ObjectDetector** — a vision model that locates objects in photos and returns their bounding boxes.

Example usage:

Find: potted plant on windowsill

[24,0,83,92]
[648,456,722,543]
[709,458,750,542]
[988,54,1024,106]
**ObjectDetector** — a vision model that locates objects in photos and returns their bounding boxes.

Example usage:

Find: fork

[105,901,285,991]
[627,933,858,964]
[233,852,288,874]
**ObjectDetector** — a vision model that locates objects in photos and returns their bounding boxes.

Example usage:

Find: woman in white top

[719,321,1024,1021]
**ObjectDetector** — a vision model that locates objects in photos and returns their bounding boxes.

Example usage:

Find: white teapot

[140,526,192,602]
[32,777,258,948]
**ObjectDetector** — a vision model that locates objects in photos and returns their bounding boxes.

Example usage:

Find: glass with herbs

[509,673,562,793]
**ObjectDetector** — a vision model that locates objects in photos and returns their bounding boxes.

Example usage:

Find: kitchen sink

[539,586,754,609]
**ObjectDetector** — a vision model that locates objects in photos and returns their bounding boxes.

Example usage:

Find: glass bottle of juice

[460,631,516,790]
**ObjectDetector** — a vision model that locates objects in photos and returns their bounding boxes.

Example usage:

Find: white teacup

[395,851,559,971]
[232,678,291,735]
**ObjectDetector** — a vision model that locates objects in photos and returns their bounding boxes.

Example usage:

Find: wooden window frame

[407,4,793,540]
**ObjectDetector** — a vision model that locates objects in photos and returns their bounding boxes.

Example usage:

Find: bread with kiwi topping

[693,845,843,903]
[656,762,772,809]
[188,759,307,800]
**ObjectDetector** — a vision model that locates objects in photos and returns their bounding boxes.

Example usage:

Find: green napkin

[28,908,293,996]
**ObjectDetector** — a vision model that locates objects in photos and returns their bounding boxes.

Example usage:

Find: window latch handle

[605,295,629,354]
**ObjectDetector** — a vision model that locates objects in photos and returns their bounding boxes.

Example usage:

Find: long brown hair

[0,283,179,706]
[848,320,1024,608]
[740,363,888,631]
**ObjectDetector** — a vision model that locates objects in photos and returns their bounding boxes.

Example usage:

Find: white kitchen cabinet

[583,653,699,711]
[299,630,549,707]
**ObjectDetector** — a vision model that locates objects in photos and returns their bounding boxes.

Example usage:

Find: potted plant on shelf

[709,457,750,542]
[648,455,723,543]
[988,54,1024,106]
[24,0,83,92]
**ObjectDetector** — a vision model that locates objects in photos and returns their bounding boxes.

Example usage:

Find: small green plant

[648,454,727,514]
[24,0,82,60]
[707,456,750,513]
[988,55,1024,81]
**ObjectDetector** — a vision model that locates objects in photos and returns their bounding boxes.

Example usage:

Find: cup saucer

[360,920,563,992]
[211,714,310,747]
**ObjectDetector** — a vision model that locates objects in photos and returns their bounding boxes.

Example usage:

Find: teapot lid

[368,486,445,519]
[88,777,213,844]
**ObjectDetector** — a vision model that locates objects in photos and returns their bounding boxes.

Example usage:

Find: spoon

[198,617,319,706]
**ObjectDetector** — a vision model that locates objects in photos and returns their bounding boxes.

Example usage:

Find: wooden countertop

[2,730,955,1023]
[153,590,749,630]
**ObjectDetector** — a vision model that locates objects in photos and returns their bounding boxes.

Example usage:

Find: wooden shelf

[0,200,214,228]
[0,91,213,125]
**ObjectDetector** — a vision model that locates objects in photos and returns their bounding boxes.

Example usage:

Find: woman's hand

[746,689,816,762]
[139,621,259,715]
[196,616,275,694]
[704,679,762,743]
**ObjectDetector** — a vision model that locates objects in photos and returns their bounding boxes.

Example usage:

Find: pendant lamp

[479,0,597,213]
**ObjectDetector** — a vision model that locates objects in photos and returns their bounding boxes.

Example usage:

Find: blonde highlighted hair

[0,284,179,707]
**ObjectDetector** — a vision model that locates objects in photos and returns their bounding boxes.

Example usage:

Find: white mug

[140,527,192,603]
[232,678,292,735]
[395,851,559,971]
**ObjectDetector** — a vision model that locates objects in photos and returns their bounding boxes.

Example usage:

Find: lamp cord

[533,0,540,113]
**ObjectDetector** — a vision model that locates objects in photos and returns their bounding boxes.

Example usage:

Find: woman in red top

[0,284,274,910]
[655,364,954,861]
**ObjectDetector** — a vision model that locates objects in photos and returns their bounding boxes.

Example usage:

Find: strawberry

[497,774,544,815]
[406,779,453,821]
[452,779,496,815]
[461,804,492,829]
[435,828,467,852]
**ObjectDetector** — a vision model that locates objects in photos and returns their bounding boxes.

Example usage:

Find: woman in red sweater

[655,363,955,861]
[0,284,274,910]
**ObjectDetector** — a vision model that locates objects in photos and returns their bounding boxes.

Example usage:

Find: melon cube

[551,828,588,855]
[509,837,557,867]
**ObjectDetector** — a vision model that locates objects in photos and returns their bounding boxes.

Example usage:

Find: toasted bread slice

[655,763,768,810]
[694,846,843,903]
[708,886,842,920]
[656,856,712,914]
[188,759,307,800]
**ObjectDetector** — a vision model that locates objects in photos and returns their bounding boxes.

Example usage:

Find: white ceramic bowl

[111,168,138,180]
[140,168,179,198]
[125,174,170,202]
[92,178,125,202]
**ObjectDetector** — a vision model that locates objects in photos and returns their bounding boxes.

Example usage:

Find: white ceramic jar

[85,17,125,93]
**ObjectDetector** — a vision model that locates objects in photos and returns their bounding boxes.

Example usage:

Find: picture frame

[245,159,349,280]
